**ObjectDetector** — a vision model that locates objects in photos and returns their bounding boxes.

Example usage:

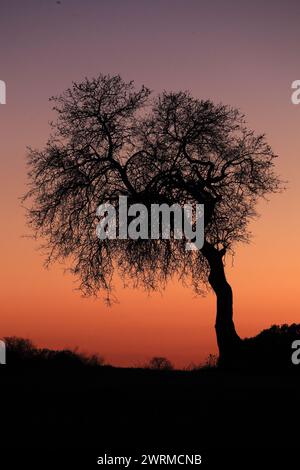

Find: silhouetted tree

[23,74,282,365]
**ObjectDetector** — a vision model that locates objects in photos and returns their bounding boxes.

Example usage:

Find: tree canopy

[23,74,281,301]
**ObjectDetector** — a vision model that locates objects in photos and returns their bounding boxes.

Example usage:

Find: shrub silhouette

[241,323,300,370]
[202,354,218,369]
[147,357,174,371]
[4,336,105,369]
[4,337,36,362]
[3,325,300,372]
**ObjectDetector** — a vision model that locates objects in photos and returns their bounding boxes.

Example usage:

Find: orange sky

[0,0,300,367]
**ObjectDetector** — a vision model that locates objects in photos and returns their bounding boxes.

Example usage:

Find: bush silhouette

[241,323,300,370]
[4,336,105,369]
[4,337,36,362]
[3,325,300,372]
[147,357,174,371]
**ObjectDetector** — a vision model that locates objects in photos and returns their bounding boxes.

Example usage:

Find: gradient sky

[0,0,300,367]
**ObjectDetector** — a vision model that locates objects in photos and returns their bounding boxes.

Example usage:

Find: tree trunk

[201,242,242,367]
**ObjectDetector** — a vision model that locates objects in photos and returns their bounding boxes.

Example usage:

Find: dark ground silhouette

[0,325,300,466]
